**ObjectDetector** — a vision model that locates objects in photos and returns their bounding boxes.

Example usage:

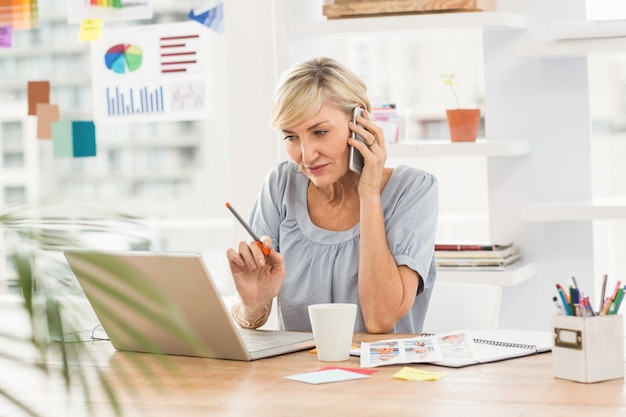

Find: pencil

[599,274,608,315]
[225,202,270,255]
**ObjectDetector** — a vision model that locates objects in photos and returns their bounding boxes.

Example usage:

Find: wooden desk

[3,333,626,417]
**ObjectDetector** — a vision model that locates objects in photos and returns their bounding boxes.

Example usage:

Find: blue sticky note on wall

[51,121,96,158]
[72,121,96,157]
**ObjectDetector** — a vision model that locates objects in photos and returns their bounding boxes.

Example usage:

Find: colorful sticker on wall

[27,80,50,116]
[0,25,12,47]
[0,0,39,30]
[188,0,223,34]
[51,121,97,158]
[90,20,215,123]
[36,103,60,139]
[67,0,152,24]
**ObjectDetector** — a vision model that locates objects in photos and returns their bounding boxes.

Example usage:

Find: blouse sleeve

[385,167,439,290]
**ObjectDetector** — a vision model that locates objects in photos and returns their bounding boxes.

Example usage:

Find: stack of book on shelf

[435,242,521,271]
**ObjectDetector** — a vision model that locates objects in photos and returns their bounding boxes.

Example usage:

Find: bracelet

[231,301,271,329]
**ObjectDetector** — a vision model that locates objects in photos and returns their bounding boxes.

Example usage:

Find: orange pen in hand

[225,202,270,255]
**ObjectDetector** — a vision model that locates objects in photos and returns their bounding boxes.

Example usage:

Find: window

[4,186,26,204]
[2,152,24,168]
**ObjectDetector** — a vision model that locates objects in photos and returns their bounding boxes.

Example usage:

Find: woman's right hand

[226,236,285,312]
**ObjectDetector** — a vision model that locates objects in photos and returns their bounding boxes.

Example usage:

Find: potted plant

[441,74,480,142]
[0,200,193,416]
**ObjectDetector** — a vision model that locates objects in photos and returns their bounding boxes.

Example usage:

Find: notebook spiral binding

[421,333,538,352]
[475,338,537,352]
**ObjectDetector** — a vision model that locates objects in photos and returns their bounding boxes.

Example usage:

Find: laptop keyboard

[239,329,280,349]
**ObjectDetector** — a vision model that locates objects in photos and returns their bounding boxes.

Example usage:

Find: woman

[226,57,438,334]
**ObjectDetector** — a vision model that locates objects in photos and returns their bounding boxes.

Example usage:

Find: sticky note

[51,121,97,158]
[79,19,103,42]
[27,81,50,116]
[36,103,60,139]
[0,25,12,48]
[317,366,377,376]
[393,367,445,381]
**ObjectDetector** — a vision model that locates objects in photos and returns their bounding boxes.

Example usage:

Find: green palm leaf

[0,199,206,416]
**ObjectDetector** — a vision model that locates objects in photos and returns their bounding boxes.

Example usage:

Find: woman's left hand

[348,109,387,196]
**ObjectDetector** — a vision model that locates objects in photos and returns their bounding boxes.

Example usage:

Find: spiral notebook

[431,328,553,368]
[356,329,552,368]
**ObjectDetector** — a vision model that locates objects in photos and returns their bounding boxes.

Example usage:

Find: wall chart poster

[0,0,39,30]
[90,20,215,123]
[67,0,153,24]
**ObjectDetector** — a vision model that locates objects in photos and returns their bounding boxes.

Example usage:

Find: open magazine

[356,329,552,368]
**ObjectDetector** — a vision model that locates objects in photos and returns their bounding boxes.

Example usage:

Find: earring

[290,160,301,174]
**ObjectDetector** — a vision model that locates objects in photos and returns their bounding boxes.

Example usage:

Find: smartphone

[349,107,366,174]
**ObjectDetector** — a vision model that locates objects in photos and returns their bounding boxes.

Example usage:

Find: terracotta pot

[446,108,480,142]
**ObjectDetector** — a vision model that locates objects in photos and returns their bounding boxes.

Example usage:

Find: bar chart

[105,85,164,116]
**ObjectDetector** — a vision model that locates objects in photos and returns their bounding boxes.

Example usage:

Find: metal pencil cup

[552,314,624,383]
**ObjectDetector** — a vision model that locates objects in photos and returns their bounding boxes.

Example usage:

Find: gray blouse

[249,161,438,333]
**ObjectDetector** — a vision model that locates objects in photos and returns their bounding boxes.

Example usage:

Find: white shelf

[522,199,626,222]
[289,11,529,37]
[516,18,626,57]
[517,36,626,57]
[387,139,531,158]
[551,19,626,40]
[437,262,537,286]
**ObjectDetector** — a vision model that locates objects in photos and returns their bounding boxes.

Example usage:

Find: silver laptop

[63,249,315,361]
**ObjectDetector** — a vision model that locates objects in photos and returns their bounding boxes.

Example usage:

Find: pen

[599,274,608,315]
[610,288,625,315]
[556,284,572,316]
[225,202,270,255]
[585,296,596,316]
[600,280,619,316]
[556,283,570,304]
[569,286,576,316]
[571,287,581,317]
[552,296,564,315]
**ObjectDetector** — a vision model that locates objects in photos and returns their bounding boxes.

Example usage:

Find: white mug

[308,303,357,362]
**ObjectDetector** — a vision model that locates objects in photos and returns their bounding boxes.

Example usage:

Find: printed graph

[87,0,122,7]
[105,44,142,74]
[68,0,151,23]
[0,0,39,30]
[160,34,200,74]
[92,21,215,122]
[106,85,164,116]
[170,82,205,111]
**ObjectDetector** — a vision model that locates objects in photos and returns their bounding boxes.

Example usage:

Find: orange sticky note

[36,103,60,139]
[27,81,50,116]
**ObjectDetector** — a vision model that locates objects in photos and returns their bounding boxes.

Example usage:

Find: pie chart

[104,44,143,74]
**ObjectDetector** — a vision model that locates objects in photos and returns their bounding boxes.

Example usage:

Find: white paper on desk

[285,369,370,384]
[358,329,552,368]
[361,331,475,368]
[359,330,480,368]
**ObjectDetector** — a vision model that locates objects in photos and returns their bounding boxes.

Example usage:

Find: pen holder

[552,314,624,383]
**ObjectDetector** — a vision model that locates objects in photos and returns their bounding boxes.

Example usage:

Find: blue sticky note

[51,121,74,158]
[72,121,96,157]
[51,120,96,158]
[285,369,370,385]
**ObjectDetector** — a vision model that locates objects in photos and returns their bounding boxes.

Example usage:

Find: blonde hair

[270,57,371,130]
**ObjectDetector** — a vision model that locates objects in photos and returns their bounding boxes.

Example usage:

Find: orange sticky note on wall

[36,103,60,139]
[27,81,50,116]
